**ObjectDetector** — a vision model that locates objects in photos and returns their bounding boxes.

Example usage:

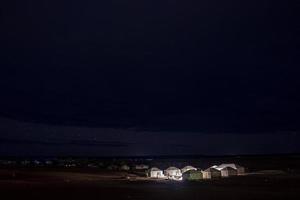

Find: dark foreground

[0,169,300,200]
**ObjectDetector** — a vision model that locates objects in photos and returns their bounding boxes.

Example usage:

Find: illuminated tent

[203,167,221,178]
[219,167,237,177]
[214,163,245,175]
[164,167,182,180]
[183,170,203,180]
[201,170,211,179]
[148,167,165,178]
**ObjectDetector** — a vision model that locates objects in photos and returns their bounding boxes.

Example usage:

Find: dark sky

[0,0,299,156]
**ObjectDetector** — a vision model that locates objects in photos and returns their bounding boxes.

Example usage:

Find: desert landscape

[1,155,300,200]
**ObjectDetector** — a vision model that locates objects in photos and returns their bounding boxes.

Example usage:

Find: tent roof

[221,166,237,171]
[165,166,180,171]
[204,167,221,172]
[181,165,197,170]
[150,167,162,171]
[215,163,243,170]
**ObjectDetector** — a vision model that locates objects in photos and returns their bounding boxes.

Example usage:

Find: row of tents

[147,163,245,181]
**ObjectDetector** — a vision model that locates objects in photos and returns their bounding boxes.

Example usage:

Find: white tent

[214,163,245,175]
[148,167,165,178]
[164,167,182,180]
[181,165,197,174]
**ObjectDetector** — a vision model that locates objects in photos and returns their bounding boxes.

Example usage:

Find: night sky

[0,1,299,156]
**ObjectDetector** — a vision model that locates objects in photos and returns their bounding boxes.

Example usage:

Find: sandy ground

[0,169,300,200]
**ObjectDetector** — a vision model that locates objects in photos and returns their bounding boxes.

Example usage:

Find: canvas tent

[164,167,182,180]
[183,170,203,181]
[201,170,211,179]
[148,167,165,178]
[181,165,197,174]
[204,167,221,178]
[219,167,237,177]
[214,163,245,175]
